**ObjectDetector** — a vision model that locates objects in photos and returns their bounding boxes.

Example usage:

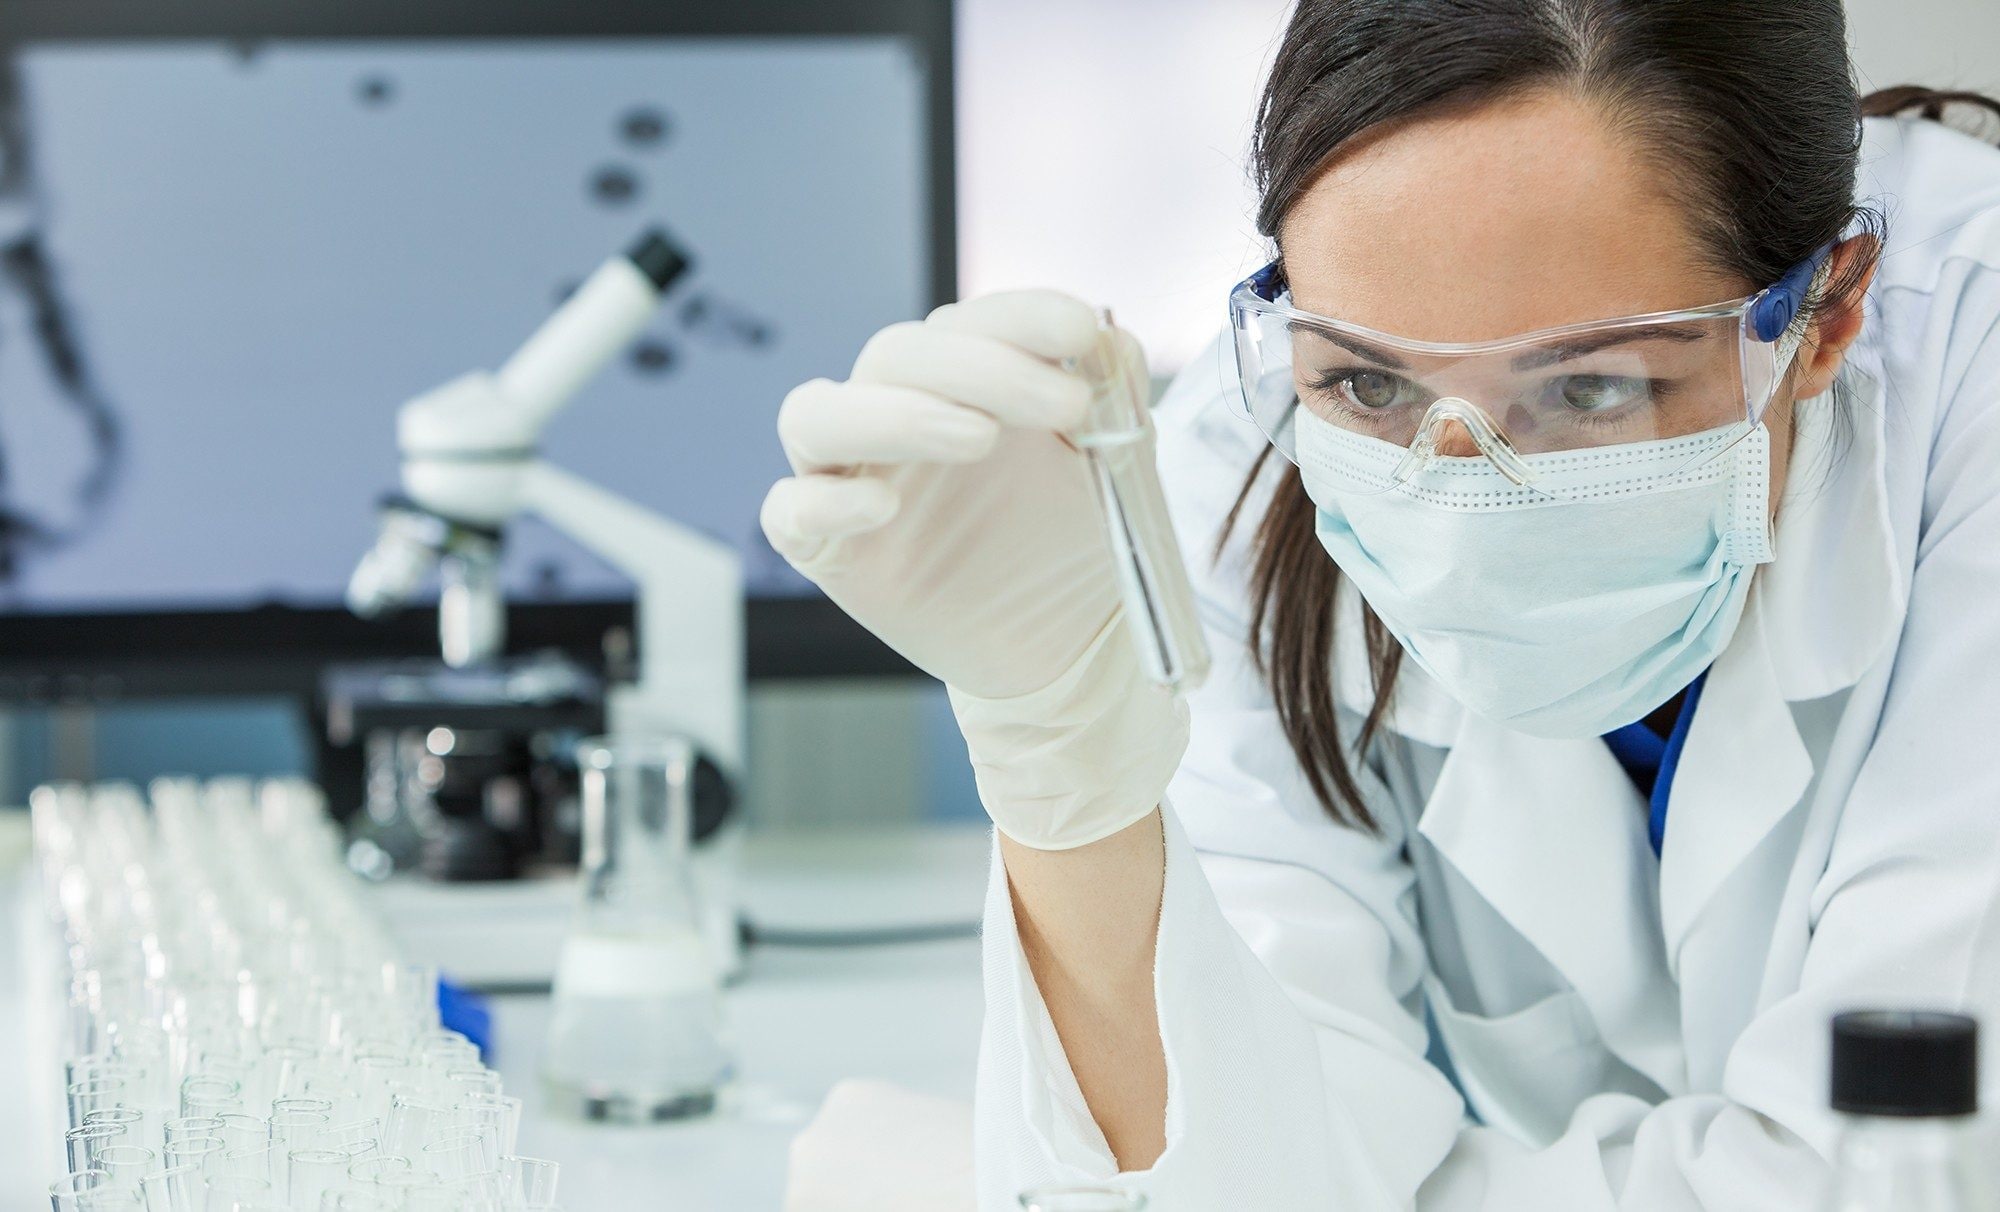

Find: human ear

[1788,233,1881,400]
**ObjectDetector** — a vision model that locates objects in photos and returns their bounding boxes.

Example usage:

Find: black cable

[457,916,982,997]
[0,56,125,586]
[738,915,979,949]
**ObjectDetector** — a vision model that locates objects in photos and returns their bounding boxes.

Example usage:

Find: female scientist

[761,1,2000,1207]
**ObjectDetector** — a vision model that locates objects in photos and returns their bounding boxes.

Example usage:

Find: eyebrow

[1286,317,1712,374]
[1285,320,1411,370]
[1507,325,1711,371]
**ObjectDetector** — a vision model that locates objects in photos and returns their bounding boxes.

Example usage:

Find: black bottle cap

[1831,1010,1978,1117]
[625,227,693,292]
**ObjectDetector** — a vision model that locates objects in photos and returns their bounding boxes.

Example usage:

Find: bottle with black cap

[1824,1010,1990,1210]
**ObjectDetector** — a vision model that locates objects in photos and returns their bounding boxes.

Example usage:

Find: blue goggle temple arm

[1748,243,1836,342]
[1245,260,1286,303]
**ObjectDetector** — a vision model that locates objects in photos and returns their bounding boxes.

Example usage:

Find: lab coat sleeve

[973,299,2000,1210]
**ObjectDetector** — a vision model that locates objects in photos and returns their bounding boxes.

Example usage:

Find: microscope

[343,229,746,975]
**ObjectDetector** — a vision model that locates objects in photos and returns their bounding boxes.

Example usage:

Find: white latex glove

[759,290,1188,850]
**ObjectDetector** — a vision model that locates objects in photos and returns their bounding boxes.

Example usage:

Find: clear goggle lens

[1227,274,1811,501]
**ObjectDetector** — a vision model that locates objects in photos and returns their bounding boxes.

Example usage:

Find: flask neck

[575,744,701,931]
[579,760,693,874]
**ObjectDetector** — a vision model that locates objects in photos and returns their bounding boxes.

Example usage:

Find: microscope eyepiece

[626,228,693,292]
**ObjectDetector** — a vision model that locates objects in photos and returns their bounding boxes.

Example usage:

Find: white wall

[954,0,1292,372]
[1847,0,2000,99]
[954,0,2000,374]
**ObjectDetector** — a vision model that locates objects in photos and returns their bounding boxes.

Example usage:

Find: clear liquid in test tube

[1067,308,1211,695]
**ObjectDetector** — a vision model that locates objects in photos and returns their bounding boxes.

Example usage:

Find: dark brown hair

[1222,0,2000,830]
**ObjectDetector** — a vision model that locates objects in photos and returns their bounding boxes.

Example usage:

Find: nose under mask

[1293,405,1774,737]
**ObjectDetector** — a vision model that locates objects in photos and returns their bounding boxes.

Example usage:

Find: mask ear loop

[1391,397,1537,488]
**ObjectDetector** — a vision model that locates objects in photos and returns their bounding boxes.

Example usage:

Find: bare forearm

[999,808,1169,1170]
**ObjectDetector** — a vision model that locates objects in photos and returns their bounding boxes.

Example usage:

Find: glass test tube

[503,1155,560,1206]
[49,1169,113,1212]
[1067,308,1211,695]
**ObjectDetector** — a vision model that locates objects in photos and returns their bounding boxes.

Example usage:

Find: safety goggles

[1226,247,1831,498]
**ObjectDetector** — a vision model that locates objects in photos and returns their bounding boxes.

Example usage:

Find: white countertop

[488,827,990,1210]
[0,814,993,1211]
[498,937,982,1209]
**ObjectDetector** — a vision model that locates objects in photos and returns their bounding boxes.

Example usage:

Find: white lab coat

[972,116,2000,1210]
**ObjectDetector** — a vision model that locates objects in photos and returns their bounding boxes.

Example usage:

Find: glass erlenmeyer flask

[540,734,733,1121]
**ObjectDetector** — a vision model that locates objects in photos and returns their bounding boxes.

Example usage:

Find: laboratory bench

[0,813,991,1210]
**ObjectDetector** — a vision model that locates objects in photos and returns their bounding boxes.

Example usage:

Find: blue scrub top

[1600,670,1709,857]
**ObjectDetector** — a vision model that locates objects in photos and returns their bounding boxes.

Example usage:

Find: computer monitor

[0,0,950,696]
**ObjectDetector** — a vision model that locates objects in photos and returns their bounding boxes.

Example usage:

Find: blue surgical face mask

[1293,408,1775,738]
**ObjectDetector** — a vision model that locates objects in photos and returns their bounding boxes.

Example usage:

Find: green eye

[1341,370,1418,410]
[1556,374,1651,412]
[1302,366,1429,420]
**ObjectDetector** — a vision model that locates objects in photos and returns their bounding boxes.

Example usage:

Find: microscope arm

[363,227,743,774]
[518,460,744,772]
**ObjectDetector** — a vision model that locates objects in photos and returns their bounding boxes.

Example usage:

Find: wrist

[948,613,1190,850]
[1000,808,1165,990]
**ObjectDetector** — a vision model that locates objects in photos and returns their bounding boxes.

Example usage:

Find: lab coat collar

[1651,587,1815,969]
[1416,714,1688,1094]
[1655,361,1900,965]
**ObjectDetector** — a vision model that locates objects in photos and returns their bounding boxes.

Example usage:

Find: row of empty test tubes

[32,777,564,1211]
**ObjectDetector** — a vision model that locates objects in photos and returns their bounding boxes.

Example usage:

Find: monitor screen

[0,34,933,613]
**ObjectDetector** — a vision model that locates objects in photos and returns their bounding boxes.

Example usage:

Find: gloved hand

[759,290,1188,850]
